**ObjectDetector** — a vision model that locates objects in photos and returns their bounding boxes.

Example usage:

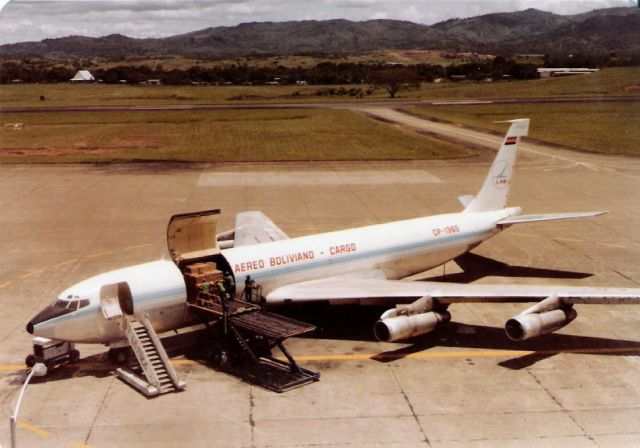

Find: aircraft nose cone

[26,305,62,336]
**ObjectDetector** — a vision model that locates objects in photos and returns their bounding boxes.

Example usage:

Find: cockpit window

[53,296,90,312]
[30,295,92,324]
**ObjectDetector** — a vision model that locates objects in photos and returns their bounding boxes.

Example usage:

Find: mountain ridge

[1,7,638,58]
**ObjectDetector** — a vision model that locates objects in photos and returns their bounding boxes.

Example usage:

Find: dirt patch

[0,147,122,157]
[398,50,443,62]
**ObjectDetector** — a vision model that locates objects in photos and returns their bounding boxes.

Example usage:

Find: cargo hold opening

[167,209,236,302]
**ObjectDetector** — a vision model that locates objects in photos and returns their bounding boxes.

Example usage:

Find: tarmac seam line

[386,357,431,446]
[83,374,115,446]
[526,370,596,445]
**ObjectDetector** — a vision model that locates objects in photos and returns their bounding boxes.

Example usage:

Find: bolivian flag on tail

[505,136,518,145]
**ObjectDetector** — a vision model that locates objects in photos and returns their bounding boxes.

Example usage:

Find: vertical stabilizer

[464,119,529,213]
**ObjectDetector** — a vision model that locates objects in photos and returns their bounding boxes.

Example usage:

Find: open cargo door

[167,209,221,267]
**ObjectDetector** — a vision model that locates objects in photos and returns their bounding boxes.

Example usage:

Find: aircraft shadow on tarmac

[20,353,115,385]
[371,323,640,369]
[279,304,640,368]
[432,252,593,283]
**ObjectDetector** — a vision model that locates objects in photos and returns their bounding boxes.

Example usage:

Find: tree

[368,67,420,98]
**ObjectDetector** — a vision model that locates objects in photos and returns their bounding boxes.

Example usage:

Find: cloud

[0,0,633,45]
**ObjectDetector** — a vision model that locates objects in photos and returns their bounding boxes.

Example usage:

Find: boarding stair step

[115,314,186,398]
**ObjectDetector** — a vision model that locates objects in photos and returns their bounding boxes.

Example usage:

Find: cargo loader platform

[188,291,320,392]
[166,210,319,392]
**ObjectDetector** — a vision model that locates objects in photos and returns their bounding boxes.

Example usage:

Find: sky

[0,0,636,45]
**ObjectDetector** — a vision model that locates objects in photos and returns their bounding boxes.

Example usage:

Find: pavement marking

[0,365,25,371]
[68,442,93,448]
[118,346,640,366]
[0,280,12,289]
[19,270,43,280]
[292,346,640,362]
[553,237,583,243]
[17,420,50,437]
[510,232,539,238]
[53,259,78,269]
[598,242,627,249]
[125,243,152,251]
[86,250,113,259]
[171,359,197,365]
[3,346,640,375]
[293,350,524,362]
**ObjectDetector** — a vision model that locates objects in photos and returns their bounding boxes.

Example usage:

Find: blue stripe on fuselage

[237,227,494,283]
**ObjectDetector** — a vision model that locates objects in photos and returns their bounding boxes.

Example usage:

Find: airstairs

[116,314,186,397]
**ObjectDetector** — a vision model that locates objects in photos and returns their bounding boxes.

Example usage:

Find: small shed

[70,70,95,83]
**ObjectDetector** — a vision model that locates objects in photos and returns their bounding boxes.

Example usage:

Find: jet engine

[374,296,450,342]
[505,294,577,341]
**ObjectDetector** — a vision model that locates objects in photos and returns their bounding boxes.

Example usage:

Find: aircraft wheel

[70,349,80,363]
[108,348,129,364]
[210,350,228,367]
[25,354,36,367]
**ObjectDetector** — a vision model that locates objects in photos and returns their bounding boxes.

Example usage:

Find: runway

[0,120,639,446]
[1,95,637,114]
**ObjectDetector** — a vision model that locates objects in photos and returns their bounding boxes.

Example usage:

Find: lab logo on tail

[492,160,510,188]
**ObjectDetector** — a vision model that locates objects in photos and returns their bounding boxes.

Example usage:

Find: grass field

[1,67,638,108]
[412,66,640,101]
[0,109,471,163]
[408,101,640,156]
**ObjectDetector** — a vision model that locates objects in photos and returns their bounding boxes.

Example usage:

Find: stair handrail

[123,314,161,388]
[141,314,183,390]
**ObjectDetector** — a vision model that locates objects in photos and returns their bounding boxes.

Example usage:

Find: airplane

[26,118,640,363]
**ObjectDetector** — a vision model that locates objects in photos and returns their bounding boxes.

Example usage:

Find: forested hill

[1,7,638,58]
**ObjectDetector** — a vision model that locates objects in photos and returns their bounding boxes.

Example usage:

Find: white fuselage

[224,209,515,299]
[29,207,520,343]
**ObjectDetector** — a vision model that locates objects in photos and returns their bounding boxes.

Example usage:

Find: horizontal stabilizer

[234,211,289,246]
[497,211,607,226]
[458,195,474,208]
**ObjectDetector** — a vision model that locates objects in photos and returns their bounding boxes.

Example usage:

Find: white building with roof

[537,68,599,78]
[70,70,95,83]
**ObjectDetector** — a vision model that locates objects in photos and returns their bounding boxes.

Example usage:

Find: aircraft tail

[464,118,529,213]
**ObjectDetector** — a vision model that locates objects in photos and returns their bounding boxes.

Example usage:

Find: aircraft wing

[266,278,640,305]
[234,211,289,246]
[497,211,606,226]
